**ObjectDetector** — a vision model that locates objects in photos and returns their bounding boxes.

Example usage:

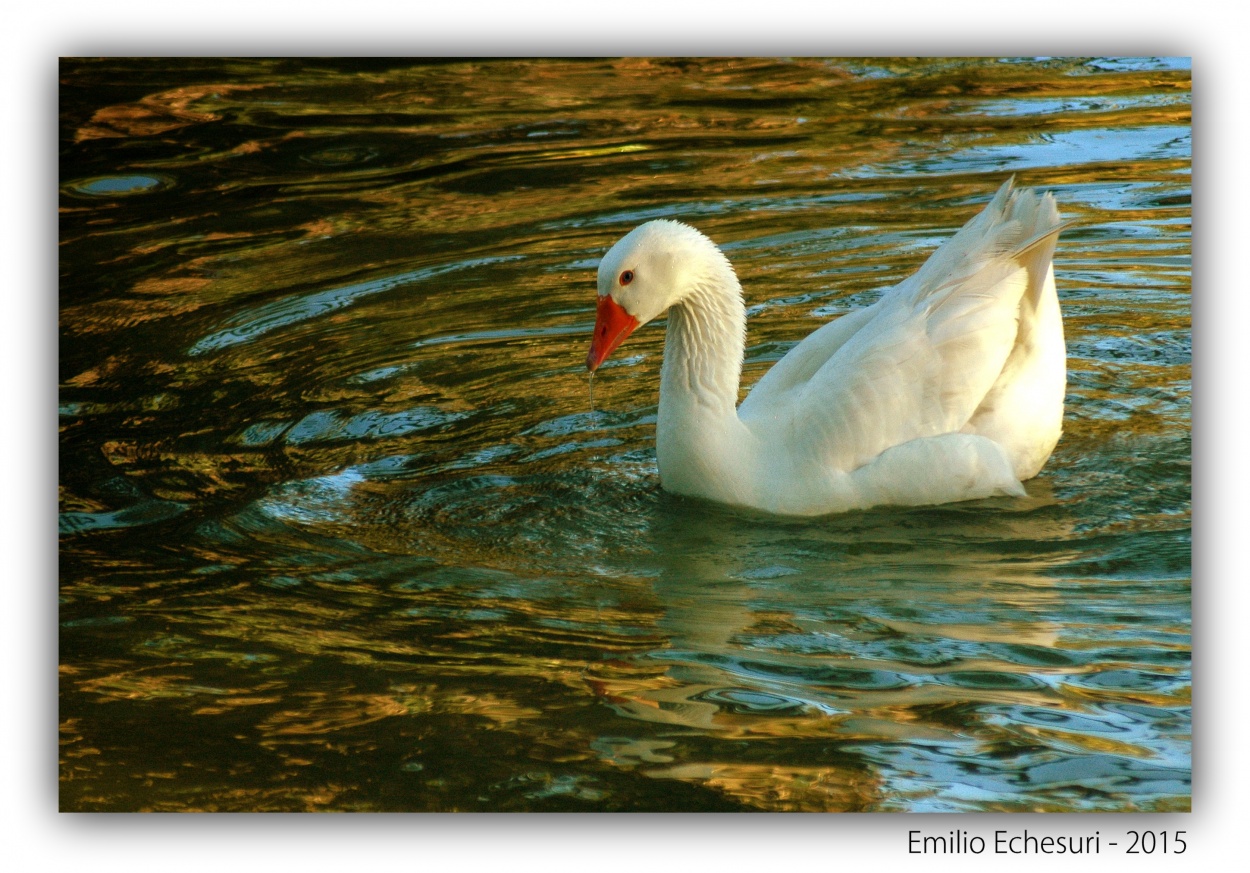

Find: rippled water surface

[59,57,1191,812]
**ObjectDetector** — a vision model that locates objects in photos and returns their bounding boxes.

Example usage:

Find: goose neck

[659,277,746,416]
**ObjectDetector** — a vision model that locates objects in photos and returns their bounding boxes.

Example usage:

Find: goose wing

[741,180,1064,476]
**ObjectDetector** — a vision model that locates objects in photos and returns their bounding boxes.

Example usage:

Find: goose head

[586,219,733,371]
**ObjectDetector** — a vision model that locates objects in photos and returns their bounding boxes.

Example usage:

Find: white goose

[586,179,1066,516]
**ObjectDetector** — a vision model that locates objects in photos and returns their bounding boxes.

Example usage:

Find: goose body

[586,180,1066,516]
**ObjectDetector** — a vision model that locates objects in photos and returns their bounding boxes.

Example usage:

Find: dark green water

[59,57,1190,812]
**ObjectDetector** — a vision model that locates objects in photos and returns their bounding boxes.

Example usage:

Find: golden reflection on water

[649,761,882,813]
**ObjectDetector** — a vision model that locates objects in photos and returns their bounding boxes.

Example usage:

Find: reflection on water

[59,57,1190,812]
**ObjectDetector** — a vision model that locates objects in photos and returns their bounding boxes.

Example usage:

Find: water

[59,57,1190,812]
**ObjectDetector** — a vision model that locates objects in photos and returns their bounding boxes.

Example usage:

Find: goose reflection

[582,488,1085,808]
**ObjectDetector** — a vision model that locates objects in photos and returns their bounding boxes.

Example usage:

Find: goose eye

[619,270,634,286]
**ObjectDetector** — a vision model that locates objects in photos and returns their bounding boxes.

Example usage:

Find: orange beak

[586,294,640,372]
